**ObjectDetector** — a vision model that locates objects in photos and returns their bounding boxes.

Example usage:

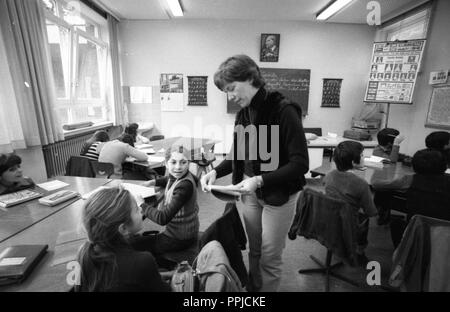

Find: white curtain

[107,14,126,126]
[0,0,64,149]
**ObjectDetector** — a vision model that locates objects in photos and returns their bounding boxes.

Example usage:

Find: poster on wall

[321,79,342,107]
[160,73,184,111]
[187,76,208,106]
[425,85,450,130]
[364,39,426,104]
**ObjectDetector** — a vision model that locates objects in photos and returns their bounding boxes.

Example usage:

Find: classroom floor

[143,156,397,292]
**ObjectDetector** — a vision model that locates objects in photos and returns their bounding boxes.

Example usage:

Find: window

[376,3,432,41]
[41,0,111,126]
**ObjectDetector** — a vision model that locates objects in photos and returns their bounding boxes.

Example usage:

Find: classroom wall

[118,20,375,153]
[388,0,450,155]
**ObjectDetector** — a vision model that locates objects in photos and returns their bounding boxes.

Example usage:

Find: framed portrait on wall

[260,34,280,62]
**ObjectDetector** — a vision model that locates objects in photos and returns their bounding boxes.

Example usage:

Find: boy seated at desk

[124,123,150,145]
[98,134,148,178]
[372,149,450,232]
[425,131,450,167]
[323,141,377,265]
[373,128,405,163]
[0,153,35,195]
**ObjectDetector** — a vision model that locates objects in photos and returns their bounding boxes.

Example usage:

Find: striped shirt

[83,142,101,161]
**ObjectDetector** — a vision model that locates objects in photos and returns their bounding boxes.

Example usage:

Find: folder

[0,244,48,286]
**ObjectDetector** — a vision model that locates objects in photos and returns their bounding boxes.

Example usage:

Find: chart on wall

[364,39,426,104]
[227,68,310,114]
[187,76,207,106]
[160,73,184,111]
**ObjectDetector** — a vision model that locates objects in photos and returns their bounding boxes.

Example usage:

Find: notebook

[0,244,48,286]
[0,189,43,208]
[38,190,79,206]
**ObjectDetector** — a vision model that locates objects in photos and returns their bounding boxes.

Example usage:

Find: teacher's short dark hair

[412,148,447,174]
[333,141,364,171]
[214,54,265,91]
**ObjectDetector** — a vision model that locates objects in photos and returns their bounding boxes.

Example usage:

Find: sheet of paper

[136,143,153,149]
[446,168,450,174]
[140,148,156,154]
[121,183,156,198]
[364,155,386,163]
[36,180,69,191]
[148,155,165,163]
[206,184,242,196]
[81,186,108,200]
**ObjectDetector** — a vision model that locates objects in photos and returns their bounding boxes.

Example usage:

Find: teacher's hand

[200,170,217,192]
[236,177,258,195]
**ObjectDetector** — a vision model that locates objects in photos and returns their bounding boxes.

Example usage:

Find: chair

[65,156,95,177]
[288,188,361,292]
[90,161,115,178]
[149,135,165,141]
[193,145,216,179]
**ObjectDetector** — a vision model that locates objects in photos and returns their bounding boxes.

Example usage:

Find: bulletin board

[187,76,207,106]
[227,68,310,114]
[364,39,426,104]
[425,85,450,130]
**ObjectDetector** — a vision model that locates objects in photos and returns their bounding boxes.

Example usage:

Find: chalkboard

[227,68,310,114]
[188,76,207,106]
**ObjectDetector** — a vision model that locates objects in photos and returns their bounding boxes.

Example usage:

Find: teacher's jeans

[240,189,299,292]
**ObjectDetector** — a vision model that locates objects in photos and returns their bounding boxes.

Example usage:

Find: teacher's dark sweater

[214,87,309,206]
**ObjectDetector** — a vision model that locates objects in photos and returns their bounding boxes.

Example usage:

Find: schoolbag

[170,240,244,292]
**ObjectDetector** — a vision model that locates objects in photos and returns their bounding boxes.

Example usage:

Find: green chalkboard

[227,68,310,114]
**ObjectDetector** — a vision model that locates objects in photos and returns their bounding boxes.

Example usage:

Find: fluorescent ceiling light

[316,0,353,21]
[166,0,183,17]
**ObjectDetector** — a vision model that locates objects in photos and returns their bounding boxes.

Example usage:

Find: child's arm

[125,144,148,161]
[371,175,413,191]
[142,180,193,225]
[389,135,405,163]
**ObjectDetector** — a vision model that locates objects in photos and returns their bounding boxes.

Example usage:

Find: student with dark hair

[425,131,450,167]
[98,134,147,177]
[372,149,450,246]
[373,128,405,162]
[75,187,171,292]
[0,153,35,195]
[80,130,110,156]
[323,141,377,265]
[124,123,150,145]
[131,145,199,267]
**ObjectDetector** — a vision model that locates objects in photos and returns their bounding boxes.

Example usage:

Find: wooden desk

[0,178,163,292]
[129,136,220,169]
[310,161,414,185]
[0,176,111,244]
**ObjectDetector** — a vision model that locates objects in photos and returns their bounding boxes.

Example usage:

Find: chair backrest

[303,127,322,136]
[149,135,165,141]
[289,188,358,266]
[65,156,95,177]
[90,161,115,178]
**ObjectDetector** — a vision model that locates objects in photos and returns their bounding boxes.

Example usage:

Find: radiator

[42,133,93,178]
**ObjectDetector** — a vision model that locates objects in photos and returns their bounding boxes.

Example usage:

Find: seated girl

[131,145,200,266]
[0,153,35,195]
[80,130,110,157]
[75,186,171,292]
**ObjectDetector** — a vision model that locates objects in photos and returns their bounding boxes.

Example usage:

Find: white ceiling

[97,0,427,24]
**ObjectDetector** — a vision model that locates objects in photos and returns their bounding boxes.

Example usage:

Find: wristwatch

[255,176,264,188]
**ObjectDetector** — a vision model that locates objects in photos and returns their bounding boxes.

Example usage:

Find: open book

[0,189,43,208]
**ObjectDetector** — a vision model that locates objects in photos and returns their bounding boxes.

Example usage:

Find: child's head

[124,123,139,142]
[118,134,135,147]
[333,141,364,171]
[377,128,400,147]
[165,145,191,179]
[0,153,24,186]
[82,187,143,243]
[412,148,447,175]
[78,186,142,291]
[93,130,110,143]
[425,131,450,151]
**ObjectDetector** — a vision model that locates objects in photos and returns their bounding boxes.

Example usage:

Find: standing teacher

[201,55,309,292]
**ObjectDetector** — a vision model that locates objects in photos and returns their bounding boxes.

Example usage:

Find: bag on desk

[0,244,48,286]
